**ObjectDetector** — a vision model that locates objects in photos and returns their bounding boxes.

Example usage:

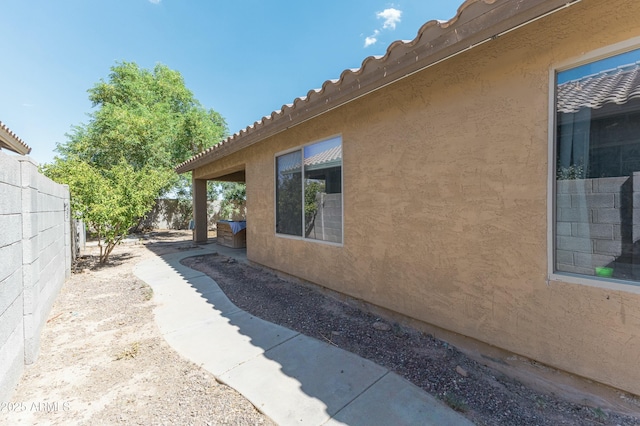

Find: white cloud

[364,8,402,47]
[148,0,161,4]
[377,8,402,30]
[364,29,380,47]
[364,36,377,47]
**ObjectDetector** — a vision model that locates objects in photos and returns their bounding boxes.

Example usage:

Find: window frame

[274,148,303,237]
[274,135,344,247]
[547,36,640,294]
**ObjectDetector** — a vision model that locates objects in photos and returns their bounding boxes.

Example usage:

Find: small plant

[591,407,608,421]
[442,393,468,413]
[140,284,154,301]
[534,396,547,410]
[115,342,139,360]
[556,163,584,180]
[392,323,406,337]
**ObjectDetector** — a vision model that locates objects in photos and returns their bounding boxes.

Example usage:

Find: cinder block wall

[556,172,640,278]
[0,152,70,401]
[307,193,342,243]
[139,199,192,230]
[140,199,229,230]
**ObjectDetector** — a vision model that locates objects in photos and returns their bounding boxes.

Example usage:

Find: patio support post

[192,178,208,242]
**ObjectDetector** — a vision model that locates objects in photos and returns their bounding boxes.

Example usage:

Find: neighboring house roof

[0,121,31,155]
[557,62,640,114]
[277,153,301,174]
[279,145,343,174]
[305,145,342,171]
[176,0,581,174]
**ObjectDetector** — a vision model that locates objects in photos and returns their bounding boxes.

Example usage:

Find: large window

[276,136,342,243]
[554,47,640,283]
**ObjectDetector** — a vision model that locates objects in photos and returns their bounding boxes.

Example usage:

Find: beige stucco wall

[194,0,640,395]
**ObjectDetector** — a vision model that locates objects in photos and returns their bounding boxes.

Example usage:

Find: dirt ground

[4,230,640,425]
[3,231,272,426]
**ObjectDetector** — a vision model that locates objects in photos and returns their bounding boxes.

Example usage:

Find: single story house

[176,0,640,396]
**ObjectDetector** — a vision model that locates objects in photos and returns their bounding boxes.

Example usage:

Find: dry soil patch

[3,231,272,426]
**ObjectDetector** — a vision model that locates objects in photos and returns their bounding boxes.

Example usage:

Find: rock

[456,365,469,377]
[372,321,391,331]
[331,331,341,336]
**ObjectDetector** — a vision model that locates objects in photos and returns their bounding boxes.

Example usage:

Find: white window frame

[547,36,640,294]
[274,134,344,247]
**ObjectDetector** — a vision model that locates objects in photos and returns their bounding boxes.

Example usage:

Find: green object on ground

[595,267,613,278]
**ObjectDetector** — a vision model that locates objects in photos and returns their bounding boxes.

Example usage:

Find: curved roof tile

[557,63,640,113]
[176,0,579,174]
[279,145,342,174]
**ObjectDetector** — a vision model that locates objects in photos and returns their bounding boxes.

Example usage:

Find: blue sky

[557,47,640,84]
[1,1,460,165]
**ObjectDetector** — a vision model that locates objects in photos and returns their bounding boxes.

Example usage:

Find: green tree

[57,61,227,184]
[46,61,228,262]
[304,180,325,237]
[209,182,246,220]
[276,173,302,236]
[44,159,172,263]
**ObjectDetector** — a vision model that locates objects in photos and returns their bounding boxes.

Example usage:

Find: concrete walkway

[134,243,474,426]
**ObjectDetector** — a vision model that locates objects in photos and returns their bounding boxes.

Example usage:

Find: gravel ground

[182,251,640,426]
[4,232,273,426]
[5,231,640,426]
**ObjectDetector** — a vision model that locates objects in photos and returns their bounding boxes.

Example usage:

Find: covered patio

[191,165,245,243]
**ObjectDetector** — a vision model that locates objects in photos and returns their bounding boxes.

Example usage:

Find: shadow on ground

[137,235,467,426]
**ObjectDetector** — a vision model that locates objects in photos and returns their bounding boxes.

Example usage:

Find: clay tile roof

[305,145,342,169]
[176,0,580,174]
[0,121,32,155]
[279,145,343,174]
[557,63,640,114]
[277,153,301,173]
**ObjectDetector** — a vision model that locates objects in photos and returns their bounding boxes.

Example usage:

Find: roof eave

[0,121,32,155]
[176,0,581,174]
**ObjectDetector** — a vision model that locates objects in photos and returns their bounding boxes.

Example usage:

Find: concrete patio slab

[135,243,476,425]
[153,297,221,335]
[218,334,388,425]
[164,311,299,376]
[325,371,474,426]
[159,247,217,264]
[220,354,333,425]
[162,262,209,280]
[133,259,179,286]
[182,275,232,301]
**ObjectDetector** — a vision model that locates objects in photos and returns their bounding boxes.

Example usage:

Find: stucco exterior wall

[194,0,640,395]
[0,153,71,401]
